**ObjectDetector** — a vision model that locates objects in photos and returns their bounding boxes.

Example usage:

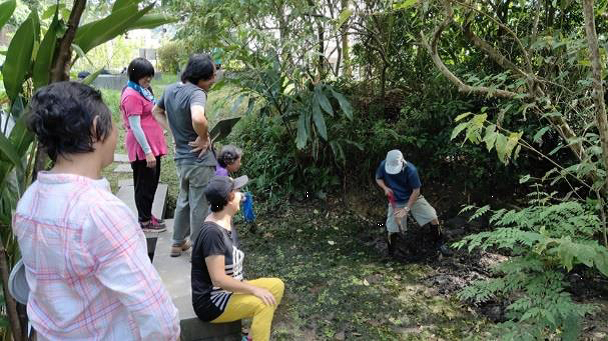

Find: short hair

[127,57,155,83]
[209,192,235,212]
[181,54,215,84]
[28,81,113,162]
[217,145,242,168]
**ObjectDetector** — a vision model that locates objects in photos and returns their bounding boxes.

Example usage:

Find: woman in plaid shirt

[13,82,180,340]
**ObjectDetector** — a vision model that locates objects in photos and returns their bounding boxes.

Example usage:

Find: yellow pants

[211,278,285,341]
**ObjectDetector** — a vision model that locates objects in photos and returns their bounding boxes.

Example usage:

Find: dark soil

[343,187,608,340]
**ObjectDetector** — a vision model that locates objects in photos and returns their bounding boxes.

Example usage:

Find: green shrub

[454,194,608,340]
[157,41,190,73]
[234,112,341,203]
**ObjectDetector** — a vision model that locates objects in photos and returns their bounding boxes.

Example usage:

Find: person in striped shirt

[191,176,284,341]
[13,82,180,340]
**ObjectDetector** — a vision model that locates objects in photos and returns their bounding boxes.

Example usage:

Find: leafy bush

[454,194,608,340]
[234,112,341,203]
[157,40,191,73]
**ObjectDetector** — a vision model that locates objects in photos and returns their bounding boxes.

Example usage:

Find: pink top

[120,88,168,162]
[13,172,180,340]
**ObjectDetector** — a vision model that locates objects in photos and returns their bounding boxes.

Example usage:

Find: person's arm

[404,166,423,211]
[405,188,420,211]
[188,91,210,157]
[375,164,393,197]
[128,116,156,168]
[375,178,393,197]
[152,105,169,131]
[89,203,180,340]
[191,105,209,139]
[205,255,276,305]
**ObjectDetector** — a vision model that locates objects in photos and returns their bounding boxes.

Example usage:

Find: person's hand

[252,287,277,306]
[394,206,409,219]
[383,187,393,197]
[145,152,156,168]
[189,136,210,158]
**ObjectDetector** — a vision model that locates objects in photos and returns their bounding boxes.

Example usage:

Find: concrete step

[154,220,241,341]
[113,164,132,173]
[116,183,168,221]
[118,178,134,188]
[113,153,130,163]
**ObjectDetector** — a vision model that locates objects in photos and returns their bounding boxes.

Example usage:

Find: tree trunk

[0,234,22,341]
[341,0,351,79]
[33,0,87,180]
[582,0,608,245]
[50,0,86,82]
[317,24,325,80]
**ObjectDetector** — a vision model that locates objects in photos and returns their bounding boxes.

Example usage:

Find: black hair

[217,145,242,168]
[127,57,155,83]
[181,54,215,84]
[209,192,234,212]
[28,81,113,162]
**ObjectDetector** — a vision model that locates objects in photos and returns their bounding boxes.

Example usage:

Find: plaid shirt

[13,172,180,340]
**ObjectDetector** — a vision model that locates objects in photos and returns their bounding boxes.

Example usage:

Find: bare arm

[205,255,276,305]
[191,105,209,140]
[188,105,210,157]
[375,178,393,197]
[152,105,169,131]
[406,188,421,210]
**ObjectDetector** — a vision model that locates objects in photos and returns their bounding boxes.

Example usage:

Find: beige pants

[385,196,437,233]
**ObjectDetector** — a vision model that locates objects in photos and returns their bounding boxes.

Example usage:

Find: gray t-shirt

[158,83,216,165]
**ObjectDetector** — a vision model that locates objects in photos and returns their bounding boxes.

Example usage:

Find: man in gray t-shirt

[153,54,218,257]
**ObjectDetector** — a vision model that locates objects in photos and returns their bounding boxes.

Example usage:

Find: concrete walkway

[112,153,241,340]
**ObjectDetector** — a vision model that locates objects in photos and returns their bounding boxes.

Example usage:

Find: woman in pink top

[121,58,168,232]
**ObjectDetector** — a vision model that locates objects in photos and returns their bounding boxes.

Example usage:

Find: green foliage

[0,0,15,31]
[452,113,523,165]
[74,0,174,55]
[32,8,60,89]
[2,8,36,102]
[454,195,608,339]
[156,40,189,73]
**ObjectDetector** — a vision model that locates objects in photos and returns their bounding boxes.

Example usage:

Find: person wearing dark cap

[376,149,452,259]
[191,176,284,341]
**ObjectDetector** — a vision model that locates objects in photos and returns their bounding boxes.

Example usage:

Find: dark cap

[204,175,249,211]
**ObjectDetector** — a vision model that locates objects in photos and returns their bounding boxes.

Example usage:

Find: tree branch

[450,0,533,73]
[0,233,24,341]
[583,0,608,198]
[420,4,524,99]
[461,22,528,78]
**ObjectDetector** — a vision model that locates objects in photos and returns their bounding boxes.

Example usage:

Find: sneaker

[170,240,191,257]
[438,244,453,257]
[151,215,166,227]
[141,220,167,233]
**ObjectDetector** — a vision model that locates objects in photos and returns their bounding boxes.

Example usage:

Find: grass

[239,203,490,340]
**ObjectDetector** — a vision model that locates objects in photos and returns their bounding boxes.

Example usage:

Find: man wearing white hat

[375,149,452,259]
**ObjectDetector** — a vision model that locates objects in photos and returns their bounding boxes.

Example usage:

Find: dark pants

[131,156,161,222]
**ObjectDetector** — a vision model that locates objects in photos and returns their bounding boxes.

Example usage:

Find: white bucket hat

[385,149,405,174]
